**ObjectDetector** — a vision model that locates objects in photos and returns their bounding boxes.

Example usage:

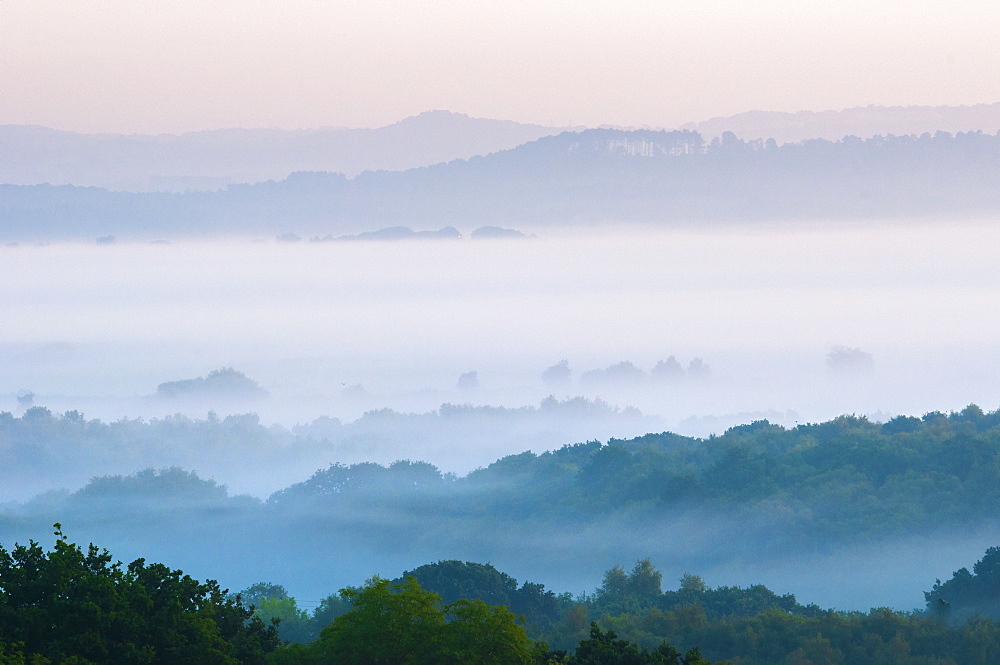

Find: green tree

[255,597,315,645]
[568,623,707,664]
[308,576,540,665]
[311,593,352,632]
[402,560,561,628]
[628,560,662,605]
[0,525,279,664]
[0,641,49,665]
[570,624,645,664]
[403,561,519,608]
[601,567,629,596]
[595,561,665,616]
[316,577,445,664]
[235,583,290,607]
[443,598,538,664]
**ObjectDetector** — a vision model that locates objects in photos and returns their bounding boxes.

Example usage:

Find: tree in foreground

[566,624,711,665]
[0,524,280,664]
[296,576,542,664]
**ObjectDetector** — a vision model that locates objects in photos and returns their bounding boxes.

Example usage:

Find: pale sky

[2,0,998,134]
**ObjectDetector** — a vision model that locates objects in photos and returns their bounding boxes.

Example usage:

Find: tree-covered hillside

[268,404,1000,546]
[0,396,653,501]
[3,128,999,240]
[4,404,1000,608]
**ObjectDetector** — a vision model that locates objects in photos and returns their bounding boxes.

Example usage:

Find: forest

[7,403,1000,540]
[4,405,1000,612]
[0,395,656,501]
[5,527,1000,664]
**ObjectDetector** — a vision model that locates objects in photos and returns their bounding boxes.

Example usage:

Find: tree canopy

[0,525,279,664]
[304,576,541,665]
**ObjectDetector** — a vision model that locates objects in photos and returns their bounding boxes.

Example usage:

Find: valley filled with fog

[4,219,999,438]
[4,219,1000,613]
[8,3,1000,660]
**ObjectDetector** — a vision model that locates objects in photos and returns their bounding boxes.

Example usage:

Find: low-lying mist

[4,220,999,432]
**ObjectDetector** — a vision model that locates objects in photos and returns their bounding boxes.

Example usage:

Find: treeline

[7,404,1000,599]
[0,396,653,501]
[223,559,818,648]
[8,530,1000,664]
[269,403,1000,546]
[249,551,1000,664]
[3,128,999,240]
[0,530,717,664]
[0,526,281,664]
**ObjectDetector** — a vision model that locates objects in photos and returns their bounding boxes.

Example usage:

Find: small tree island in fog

[157,367,268,400]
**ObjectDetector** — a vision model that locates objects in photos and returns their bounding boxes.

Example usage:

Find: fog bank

[4,221,999,441]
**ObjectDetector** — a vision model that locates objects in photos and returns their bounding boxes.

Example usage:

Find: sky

[2,0,999,134]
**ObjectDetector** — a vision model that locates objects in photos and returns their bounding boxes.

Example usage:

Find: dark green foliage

[567,624,709,665]
[569,624,645,664]
[540,555,1000,664]
[401,561,562,629]
[597,604,1000,665]
[0,526,280,664]
[882,415,922,435]
[0,640,51,664]
[259,556,1000,665]
[15,531,1000,665]
[926,546,1000,623]
[403,561,520,606]
[662,580,814,619]
[523,558,995,663]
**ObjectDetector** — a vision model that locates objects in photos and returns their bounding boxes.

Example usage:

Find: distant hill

[0,111,567,191]
[6,105,997,194]
[3,127,999,241]
[681,102,1000,144]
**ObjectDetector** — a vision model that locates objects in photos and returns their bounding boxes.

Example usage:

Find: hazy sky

[2,0,998,134]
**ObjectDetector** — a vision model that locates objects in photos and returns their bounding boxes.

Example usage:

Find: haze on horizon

[3,0,999,135]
